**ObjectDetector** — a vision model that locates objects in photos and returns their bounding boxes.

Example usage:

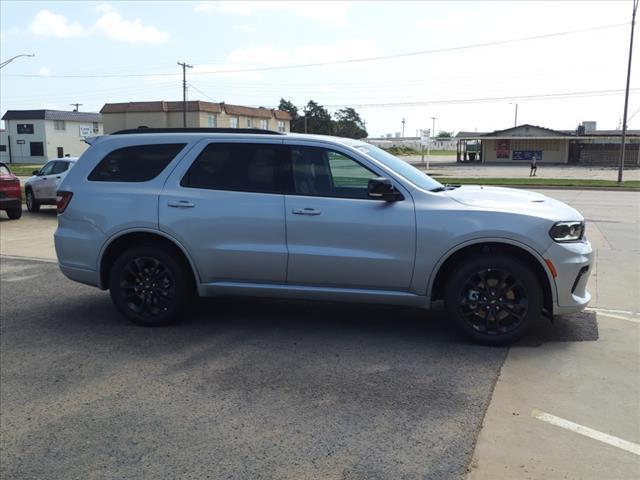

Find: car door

[47,161,71,198]
[284,143,416,290]
[32,161,56,200]
[159,139,289,285]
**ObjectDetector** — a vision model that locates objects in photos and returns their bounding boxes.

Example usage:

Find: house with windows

[0,109,103,164]
[100,100,291,134]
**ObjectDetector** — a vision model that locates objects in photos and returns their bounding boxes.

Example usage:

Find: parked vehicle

[54,129,592,345]
[0,162,22,220]
[24,157,78,212]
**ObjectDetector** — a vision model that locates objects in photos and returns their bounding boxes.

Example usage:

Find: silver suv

[54,128,592,345]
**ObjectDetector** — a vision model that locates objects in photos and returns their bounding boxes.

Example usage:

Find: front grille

[571,266,590,294]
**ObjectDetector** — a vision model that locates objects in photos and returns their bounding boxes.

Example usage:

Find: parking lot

[1,190,639,479]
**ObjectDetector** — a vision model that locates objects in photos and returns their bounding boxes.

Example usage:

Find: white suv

[25,157,77,212]
[54,128,592,345]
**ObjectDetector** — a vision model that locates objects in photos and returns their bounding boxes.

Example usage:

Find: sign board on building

[79,125,92,138]
[420,129,431,146]
[16,140,25,144]
[512,150,543,161]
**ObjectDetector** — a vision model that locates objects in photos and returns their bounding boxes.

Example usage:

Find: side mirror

[368,177,402,201]
[32,170,40,176]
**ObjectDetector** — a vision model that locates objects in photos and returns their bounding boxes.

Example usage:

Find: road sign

[420,129,431,146]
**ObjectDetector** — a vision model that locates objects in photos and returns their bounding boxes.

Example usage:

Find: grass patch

[431,177,640,189]
[5,164,42,176]
[383,146,454,156]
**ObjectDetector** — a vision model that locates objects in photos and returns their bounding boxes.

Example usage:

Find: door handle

[56,176,61,179]
[167,200,195,208]
[292,208,321,216]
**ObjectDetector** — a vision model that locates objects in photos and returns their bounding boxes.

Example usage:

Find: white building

[0,109,103,164]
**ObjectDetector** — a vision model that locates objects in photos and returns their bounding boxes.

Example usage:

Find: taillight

[56,191,73,214]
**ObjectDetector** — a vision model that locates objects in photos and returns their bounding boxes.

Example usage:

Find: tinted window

[39,162,55,175]
[52,161,69,174]
[181,143,288,194]
[89,144,186,182]
[291,146,377,199]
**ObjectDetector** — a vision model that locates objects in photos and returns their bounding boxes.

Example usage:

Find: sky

[0,0,637,137]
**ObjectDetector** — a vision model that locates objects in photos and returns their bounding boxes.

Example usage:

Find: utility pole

[177,61,193,128]
[401,118,405,138]
[70,103,82,112]
[510,102,518,126]
[618,0,638,183]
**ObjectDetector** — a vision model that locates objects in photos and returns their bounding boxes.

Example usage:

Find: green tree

[303,100,333,135]
[436,131,453,138]
[333,107,368,139]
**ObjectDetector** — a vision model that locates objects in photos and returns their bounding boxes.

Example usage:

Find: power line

[3,22,627,79]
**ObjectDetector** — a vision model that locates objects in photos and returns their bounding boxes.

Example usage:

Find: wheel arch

[98,229,200,289]
[428,239,556,315]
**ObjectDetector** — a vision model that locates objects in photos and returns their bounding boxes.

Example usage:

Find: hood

[445,185,583,222]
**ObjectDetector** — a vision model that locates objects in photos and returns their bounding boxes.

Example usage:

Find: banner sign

[512,150,542,161]
[79,125,92,138]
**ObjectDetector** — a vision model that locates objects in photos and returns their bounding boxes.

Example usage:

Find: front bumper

[543,239,593,315]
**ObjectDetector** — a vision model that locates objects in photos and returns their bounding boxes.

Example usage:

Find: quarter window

[88,144,186,182]
[181,143,287,194]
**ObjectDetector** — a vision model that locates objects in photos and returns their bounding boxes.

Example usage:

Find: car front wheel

[26,189,40,212]
[109,244,193,326]
[444,254,543,345]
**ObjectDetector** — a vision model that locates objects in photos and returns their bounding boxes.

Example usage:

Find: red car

[0,162,22,220]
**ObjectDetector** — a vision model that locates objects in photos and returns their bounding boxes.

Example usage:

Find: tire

[26,188,40,212]
[444,254,542,346]
[108,244,193,327]
[6,205,22,220]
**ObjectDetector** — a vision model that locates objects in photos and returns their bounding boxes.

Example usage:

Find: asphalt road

[1,257,509,480]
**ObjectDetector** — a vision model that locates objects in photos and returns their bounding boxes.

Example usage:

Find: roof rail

[111,127,284,135]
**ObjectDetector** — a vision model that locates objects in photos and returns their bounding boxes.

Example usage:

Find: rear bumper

[58,263,101,288]
[0,198,21,210]
[543,239,593,315]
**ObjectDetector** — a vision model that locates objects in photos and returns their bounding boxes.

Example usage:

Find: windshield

[355,144,444,191]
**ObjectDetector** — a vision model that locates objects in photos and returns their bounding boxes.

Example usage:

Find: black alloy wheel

[109,245,192,326]
[445,254,542,345]
[26,189,40,212]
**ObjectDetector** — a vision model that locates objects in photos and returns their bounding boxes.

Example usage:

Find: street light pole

[618,0,638,183]
[0,53,35,69]
[401,118,405,138]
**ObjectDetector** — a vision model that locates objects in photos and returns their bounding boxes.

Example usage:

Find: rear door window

[181,143,289,194]
[88,144,186,182]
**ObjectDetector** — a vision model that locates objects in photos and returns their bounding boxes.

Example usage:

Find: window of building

[93,122,99,133]
[277,120,285,133]
[54,120,66,131]
[30,142,44,156]
[230,117,239,128]
[17,124,34,134]
[246,118,253,128]
[181,143,288,194]
[259,119,268,130]
[0,145,7,152]
[291,146,377,199]
[207,115,217,128]
[88,144,186,182]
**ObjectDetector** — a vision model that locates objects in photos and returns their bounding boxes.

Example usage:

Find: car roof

[53,157,79,162]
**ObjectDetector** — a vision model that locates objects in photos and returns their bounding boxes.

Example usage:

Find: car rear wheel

[26,189,40,212]
[109,244,193,327]
[6,205,22,220]
[444,254,542,346]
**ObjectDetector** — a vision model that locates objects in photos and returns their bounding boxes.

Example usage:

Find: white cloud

[92,12,169,43]
[29,10,87,38]
[194,1,351,26]
[38,66,51,76]
[233,24,257,33]
[28,7,168,43]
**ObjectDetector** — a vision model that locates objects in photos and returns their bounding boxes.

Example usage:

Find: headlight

[549,221,585,242]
